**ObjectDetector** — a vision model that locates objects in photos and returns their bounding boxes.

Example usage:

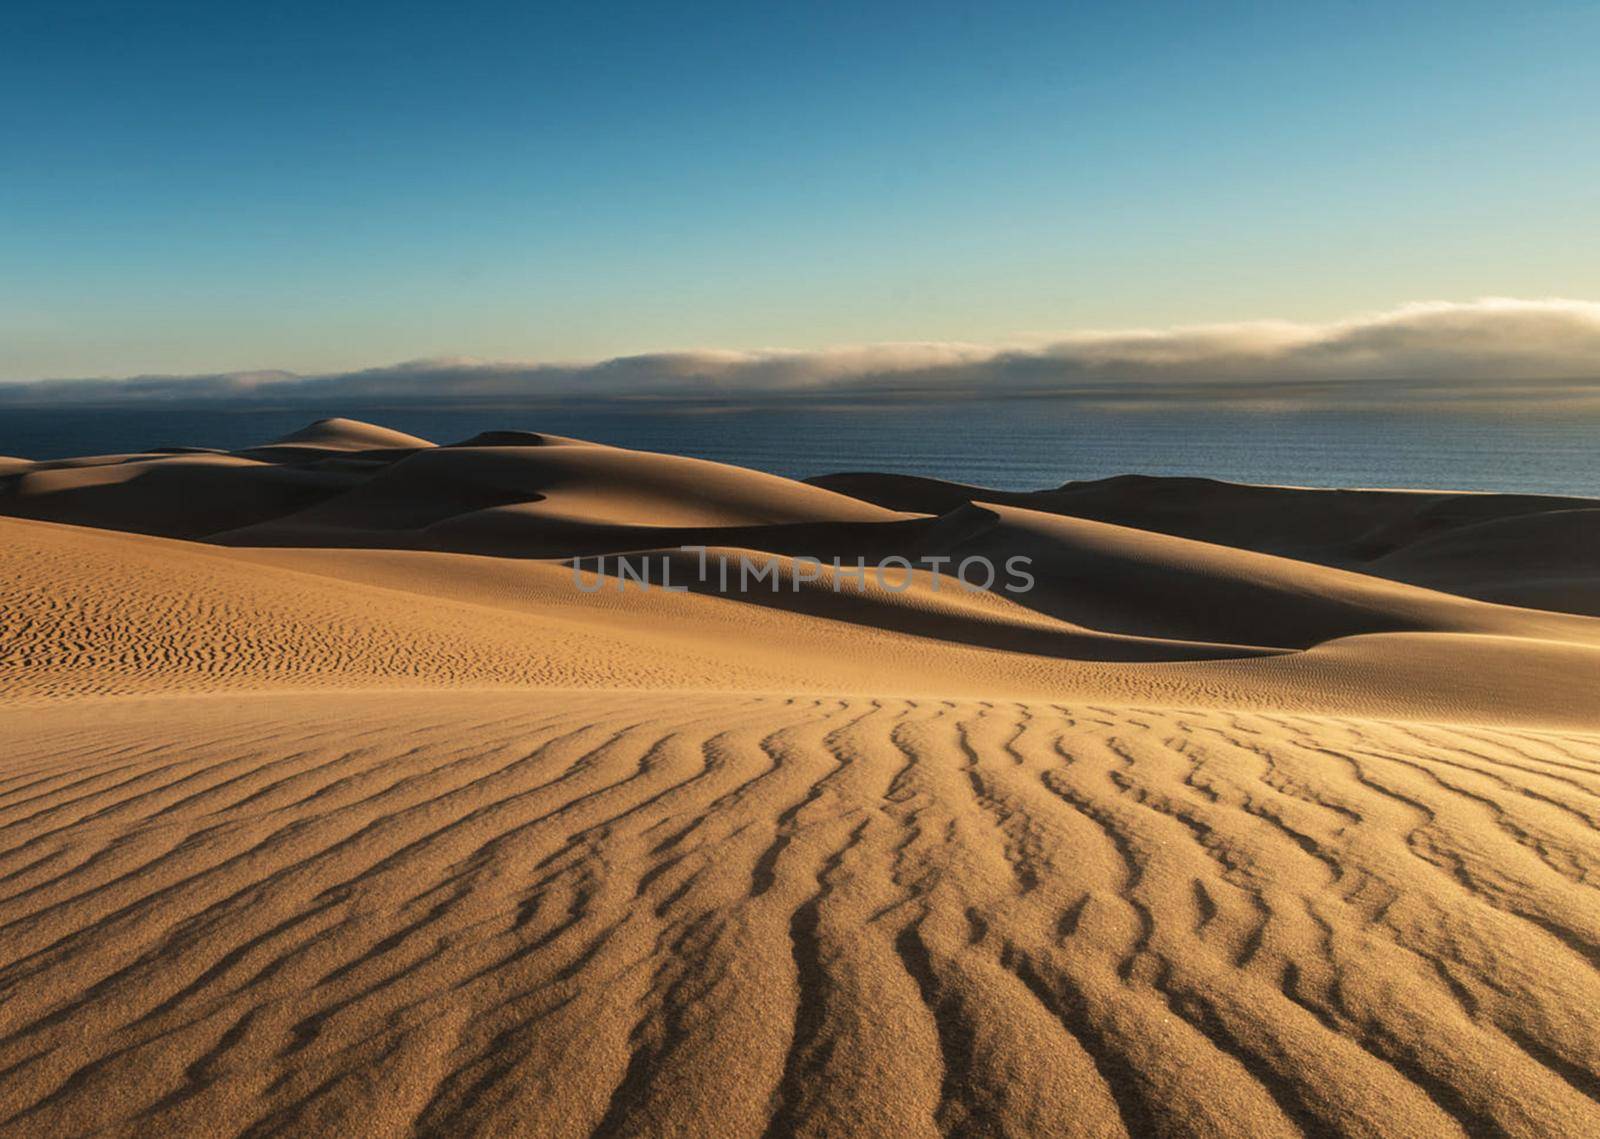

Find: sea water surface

[1,402,1596,497]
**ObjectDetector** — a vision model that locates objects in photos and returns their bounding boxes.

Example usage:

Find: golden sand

[2,419,1597,1136]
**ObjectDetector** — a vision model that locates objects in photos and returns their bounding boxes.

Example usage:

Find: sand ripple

[2,693,1597,1137]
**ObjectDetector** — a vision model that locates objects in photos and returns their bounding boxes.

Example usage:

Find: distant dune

[3,418,1599,1136]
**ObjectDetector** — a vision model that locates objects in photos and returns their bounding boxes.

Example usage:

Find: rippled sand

[3,420,1598,1136]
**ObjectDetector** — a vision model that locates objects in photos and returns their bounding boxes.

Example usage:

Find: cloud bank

[6,298,1600,411]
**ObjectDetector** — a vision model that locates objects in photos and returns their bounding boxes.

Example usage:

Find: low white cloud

[5,298,1600,410]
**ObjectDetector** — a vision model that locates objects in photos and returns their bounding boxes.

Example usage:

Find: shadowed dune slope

[0,454,367,540]
[809,470,1600,574]
[1371,508,1600,615]
[932,502,1600,648]
[216,440,911,553]
[0,419,911,555]
[0,417,433,540]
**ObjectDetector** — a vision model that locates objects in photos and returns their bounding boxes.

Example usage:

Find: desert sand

[2,418,1598,1137]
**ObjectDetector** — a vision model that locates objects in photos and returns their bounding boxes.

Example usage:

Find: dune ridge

[2,418,1599,1136]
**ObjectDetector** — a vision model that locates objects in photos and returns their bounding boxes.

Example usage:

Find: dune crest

[262,416,437,451]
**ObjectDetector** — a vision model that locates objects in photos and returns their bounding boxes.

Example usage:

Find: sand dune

[3,418,1599,1136]
[218,439,910,555]
[811,470,1600,578]
[255,417,436,452]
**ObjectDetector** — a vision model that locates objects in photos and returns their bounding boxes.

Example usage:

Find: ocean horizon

[3,399,1595,497]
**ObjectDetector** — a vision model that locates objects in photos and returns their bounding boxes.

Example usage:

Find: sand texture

[2,419,1599,1137]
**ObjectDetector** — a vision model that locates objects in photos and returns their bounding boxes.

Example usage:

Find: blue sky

[3,1,1597,380]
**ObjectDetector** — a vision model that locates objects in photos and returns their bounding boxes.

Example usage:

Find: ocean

[2,401,1596,497]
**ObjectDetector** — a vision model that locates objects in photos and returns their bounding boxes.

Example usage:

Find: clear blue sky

[3,1,1596,380]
